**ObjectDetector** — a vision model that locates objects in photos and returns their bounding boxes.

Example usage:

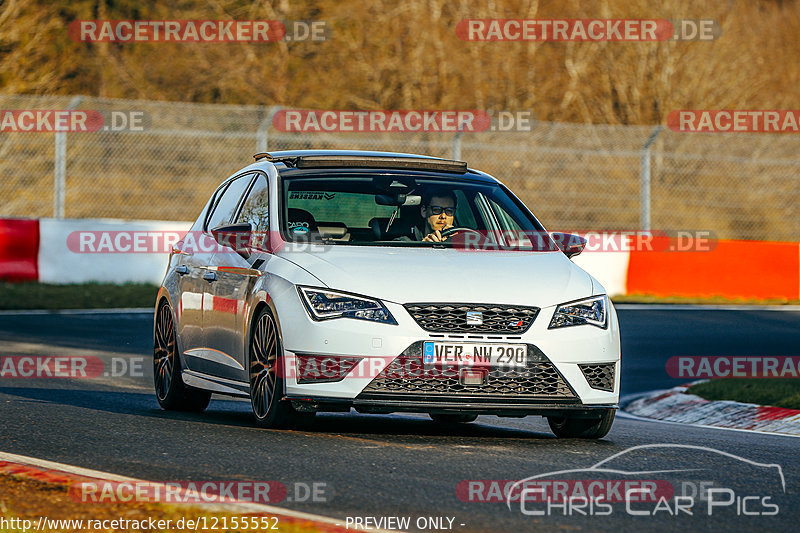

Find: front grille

[360,343,574,399]
[404,303,539,334]
[579,363,616,391]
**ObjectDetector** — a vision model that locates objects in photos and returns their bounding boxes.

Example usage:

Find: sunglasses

[428,205,455,216]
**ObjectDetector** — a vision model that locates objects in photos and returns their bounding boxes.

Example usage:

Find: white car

[153,150,620,438]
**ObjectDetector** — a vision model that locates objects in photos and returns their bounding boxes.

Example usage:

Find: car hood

[276,245,595,308]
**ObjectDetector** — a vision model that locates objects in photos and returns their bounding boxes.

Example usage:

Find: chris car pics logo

[503,444,784,518]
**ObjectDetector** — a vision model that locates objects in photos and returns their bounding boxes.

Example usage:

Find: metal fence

[1,94,798,241]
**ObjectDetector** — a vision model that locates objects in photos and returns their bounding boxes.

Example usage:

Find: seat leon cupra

[153,150,620,438]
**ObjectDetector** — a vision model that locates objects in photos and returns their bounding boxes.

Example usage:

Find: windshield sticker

[289,191,335,200]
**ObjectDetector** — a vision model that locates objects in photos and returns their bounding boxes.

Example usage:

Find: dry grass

[1,0,799,240]
[688,379,800,409]
[2,0,798,124]
[0,475,331,533]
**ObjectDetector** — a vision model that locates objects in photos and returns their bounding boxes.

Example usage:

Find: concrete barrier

[2,218,798,301]
[0,218,39,281]
[36,218,190,285]
[627,238,799,300]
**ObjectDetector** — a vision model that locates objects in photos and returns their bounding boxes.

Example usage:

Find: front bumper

[288,394,618,418]
[280,299,620,410]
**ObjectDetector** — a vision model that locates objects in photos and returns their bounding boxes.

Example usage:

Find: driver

[420,188,457,242]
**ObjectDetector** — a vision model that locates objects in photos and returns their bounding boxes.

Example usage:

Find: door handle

[202,271,218,282]
[175,265,189,275]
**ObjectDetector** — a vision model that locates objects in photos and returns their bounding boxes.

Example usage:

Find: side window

[453,190,478,229]
[489,197,524,232]
[236,174,270,250]
[205,174,253,231]
[236,174,269,231]
[487,196,536,248]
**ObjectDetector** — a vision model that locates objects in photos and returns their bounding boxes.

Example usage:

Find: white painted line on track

[615,304,800,311]
[0,451,395,532]
[0,451,135,481]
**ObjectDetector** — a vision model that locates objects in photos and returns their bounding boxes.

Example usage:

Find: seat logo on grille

[466,311,483,325]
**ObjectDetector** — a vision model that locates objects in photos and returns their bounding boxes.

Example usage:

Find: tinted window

[235,174,270,250]
[236,174,269,232]
[206,174,252,231]
[281,174,551,249]
[287,190,396,228]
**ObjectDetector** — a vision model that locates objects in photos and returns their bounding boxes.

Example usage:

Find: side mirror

[211,223,252,254]
[550,232,586,259]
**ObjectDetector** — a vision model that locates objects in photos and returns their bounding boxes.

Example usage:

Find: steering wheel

[440,226,483,240]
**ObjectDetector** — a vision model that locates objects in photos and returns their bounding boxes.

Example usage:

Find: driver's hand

[423,226,457,242]
[422,230,443,242]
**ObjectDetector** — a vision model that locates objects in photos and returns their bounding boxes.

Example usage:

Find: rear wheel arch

[153,298,211,412]
[156,294,188,369]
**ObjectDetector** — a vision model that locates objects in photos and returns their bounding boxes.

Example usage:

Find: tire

[248,307,314,429]
[547,409,615,439]
[429,413,478,424]
[153,301,211,412]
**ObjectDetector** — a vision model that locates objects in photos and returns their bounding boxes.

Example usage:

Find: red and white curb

[623,385,800,436]
[0,451,389,533]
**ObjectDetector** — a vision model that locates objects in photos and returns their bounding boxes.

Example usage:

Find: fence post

[640,125,663,231]
[452,130,463,160]
[54,95,84,218]
[256,106,282,153]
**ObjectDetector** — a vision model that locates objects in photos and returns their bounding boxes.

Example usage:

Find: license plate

[422,341,527,368]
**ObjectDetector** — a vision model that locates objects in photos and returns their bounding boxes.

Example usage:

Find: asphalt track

[1,307,799,532]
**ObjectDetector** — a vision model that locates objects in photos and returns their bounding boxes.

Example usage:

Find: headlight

[548,295,608,329]
[298,286,397,324]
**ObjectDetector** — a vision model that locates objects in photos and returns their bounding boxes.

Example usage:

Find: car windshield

[280,173,557,251]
